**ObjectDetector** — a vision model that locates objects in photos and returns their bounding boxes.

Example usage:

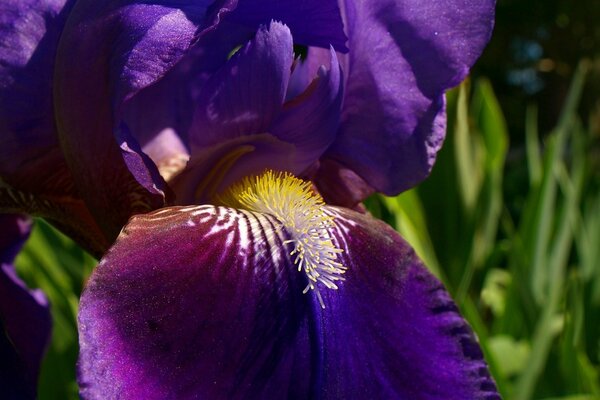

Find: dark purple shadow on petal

[314,208,500,399]
[322,0,494,197]
[225,0,348,51]
[0,215,52,400]
[312,159,374,209]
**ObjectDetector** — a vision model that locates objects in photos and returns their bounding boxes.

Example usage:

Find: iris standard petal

[324,0,495,196]
[78,205,498,399]
[226,0,347,51]
[120,0,347,175]
[189,22,293,149]
[167,22,300,202]
[271,47,343,170]
[0,215,52,400]
[54,0,234,241]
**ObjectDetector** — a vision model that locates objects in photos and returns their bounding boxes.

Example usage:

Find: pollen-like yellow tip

[219,170,346,308]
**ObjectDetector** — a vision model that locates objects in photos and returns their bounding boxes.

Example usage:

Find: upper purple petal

[323,0,495,196]
[271,47,344,170]
[170,22,344,203]
[0,215,52,400]
[54,0,235,240]
[189,22,294,149]
[119,0,347,175]
[226,0,347,51]
[78,205,499,399]
[0,0,73,184]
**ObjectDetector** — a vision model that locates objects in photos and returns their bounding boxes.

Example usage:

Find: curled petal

[78,206,499,399]
[324,0,495,196]
[0,215,52,399]
[55,0,234,239]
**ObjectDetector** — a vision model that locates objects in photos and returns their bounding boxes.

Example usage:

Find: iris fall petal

[78,205,499,399]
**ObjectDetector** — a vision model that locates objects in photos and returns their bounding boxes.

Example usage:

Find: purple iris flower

[78,184,501,399]
[1,0,498,398]
[49,0,496,236]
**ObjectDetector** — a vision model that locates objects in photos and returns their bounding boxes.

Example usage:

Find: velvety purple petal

[226,0,348,51]
[271,48,343,170]
[319,208,499,399]
[78,206,498,399]
[54,0,235,240]
[188,22,293,150]
[0,215,52,400]
[324,0,495,196]
[78,206,312,399]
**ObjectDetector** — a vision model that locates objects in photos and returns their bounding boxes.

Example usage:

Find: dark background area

[474,0,600,137]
